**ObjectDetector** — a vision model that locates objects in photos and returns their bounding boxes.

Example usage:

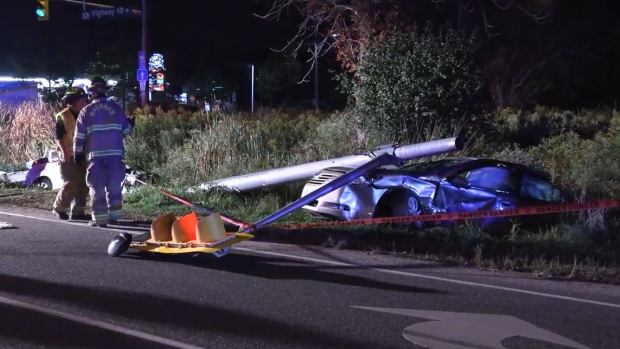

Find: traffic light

[36,0,49,21]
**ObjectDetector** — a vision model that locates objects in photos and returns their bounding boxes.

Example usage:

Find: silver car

[300,157,567,229]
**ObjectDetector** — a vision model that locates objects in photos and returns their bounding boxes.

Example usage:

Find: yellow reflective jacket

[56,108,77,157]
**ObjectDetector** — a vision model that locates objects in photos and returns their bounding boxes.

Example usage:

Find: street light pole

[141,0,148,108]
[251,64,255,113]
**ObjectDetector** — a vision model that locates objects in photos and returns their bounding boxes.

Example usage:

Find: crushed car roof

[399,157,551,179]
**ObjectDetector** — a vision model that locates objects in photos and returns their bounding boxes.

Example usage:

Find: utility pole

[313,41,319,111]
[57,0,146,106]
[141,0,148,108]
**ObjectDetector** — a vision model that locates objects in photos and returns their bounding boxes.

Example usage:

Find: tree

[344,25,485,144]
[6,33,88,104]
[185,52,239,105]
[478,0,612,108]
[259,0,572,108]
[255,54,302,106]
[8,33,87,88]
[86,50,137,107]
[186,69,236,102]
[259,1,555,72]
[258,0,420,79]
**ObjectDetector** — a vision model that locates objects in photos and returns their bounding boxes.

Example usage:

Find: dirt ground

[0,188,56,211]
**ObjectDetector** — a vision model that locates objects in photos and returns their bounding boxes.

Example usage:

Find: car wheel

[33,177,53,190]
[390,190,425,230]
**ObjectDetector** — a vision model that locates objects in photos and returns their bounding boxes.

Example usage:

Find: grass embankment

[1,102,619,284]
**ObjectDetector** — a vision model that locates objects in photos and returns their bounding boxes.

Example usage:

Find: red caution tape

[128,173,619,232]
[128,175,249,228]
[275,199,620,230]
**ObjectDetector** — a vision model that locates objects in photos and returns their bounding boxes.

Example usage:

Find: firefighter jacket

[73,98,133,160]
[55,108,77,157]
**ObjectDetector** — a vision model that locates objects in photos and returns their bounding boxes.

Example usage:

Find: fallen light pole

[196,136,465,193]
[108,136,465,257]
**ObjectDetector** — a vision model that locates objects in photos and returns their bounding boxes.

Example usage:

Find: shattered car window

[520,172,561,202]
[458,166,516,193]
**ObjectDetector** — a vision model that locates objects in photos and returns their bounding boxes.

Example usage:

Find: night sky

[3,0,619,110]
[0,0,300,80]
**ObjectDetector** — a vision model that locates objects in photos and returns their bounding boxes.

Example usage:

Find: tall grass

[123,106,482,189]
[2,101,620,238]
[2,102,620,199]
[0,101,57,167]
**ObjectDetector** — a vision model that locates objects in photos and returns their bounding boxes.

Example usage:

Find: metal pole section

[250,64,255,113]
[195,136,464,192]
[141,0,147,108]
[314,41,319,111]
[239,153,396,232]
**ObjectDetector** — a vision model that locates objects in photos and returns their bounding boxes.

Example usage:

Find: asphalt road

[0,206,619,349]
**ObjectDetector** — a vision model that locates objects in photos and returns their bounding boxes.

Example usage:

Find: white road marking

[233,247,620,310]
[353,307,592,349]
[0,295,207,349]
[0,210,141,233]
[2,209,620,310]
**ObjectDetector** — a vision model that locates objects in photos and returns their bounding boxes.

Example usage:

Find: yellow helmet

[67,87,86,95]
[61,87,88,104]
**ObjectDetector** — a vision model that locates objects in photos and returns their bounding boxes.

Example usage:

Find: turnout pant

[53,161,88,215]
[85,156,127,224]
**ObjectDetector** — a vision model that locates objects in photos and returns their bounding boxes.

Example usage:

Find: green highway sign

[82,6,135,21]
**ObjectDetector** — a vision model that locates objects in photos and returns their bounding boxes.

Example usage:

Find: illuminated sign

[148,53,165,92]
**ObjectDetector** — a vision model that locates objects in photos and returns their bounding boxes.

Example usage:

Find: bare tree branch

[256,0,560,100]
[255,0,420,80]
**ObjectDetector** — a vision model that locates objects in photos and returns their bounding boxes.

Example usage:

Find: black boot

[71,213,91,221]
[88,221,108,228]
[52,210,69,220]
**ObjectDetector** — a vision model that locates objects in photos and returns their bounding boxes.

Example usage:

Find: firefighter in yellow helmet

[52,87,90,220]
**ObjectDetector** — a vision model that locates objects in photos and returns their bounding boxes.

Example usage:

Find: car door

[440,164,520,230]
[516,171,565,229]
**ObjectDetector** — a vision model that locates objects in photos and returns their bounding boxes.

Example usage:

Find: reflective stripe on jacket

[73,98,132,160]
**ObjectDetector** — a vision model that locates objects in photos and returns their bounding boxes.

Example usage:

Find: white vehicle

[0,149,63,190]
[25,149,64,190]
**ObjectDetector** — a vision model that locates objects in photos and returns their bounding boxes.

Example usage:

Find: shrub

[124,107,353,187]
[341,24,485,144]
[491,105,618,147]
[492,113,620,237]
[493,118,620,201]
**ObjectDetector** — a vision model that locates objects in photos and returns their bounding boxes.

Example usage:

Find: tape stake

[276,199,620,230]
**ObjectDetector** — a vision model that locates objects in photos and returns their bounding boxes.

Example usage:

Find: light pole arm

[53,0,142,14]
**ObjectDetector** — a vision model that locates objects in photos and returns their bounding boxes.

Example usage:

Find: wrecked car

[24,150,64,190]
[300,157,569,230]
[0,150,64,190]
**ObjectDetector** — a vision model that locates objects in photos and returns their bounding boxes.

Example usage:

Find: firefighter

[73,77,135,227]
[52,87,90,220]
